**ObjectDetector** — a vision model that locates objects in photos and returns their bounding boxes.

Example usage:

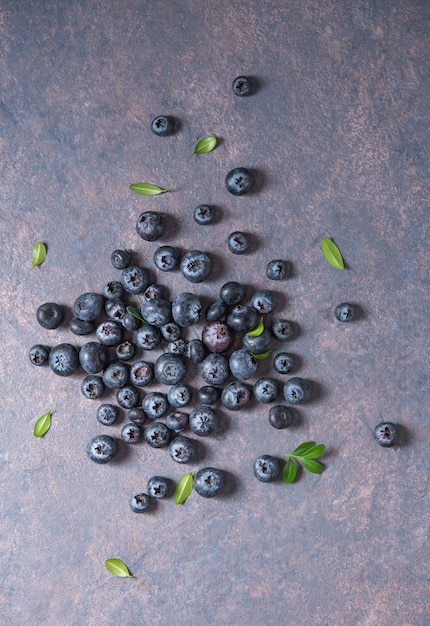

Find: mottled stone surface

[1,1,429,625]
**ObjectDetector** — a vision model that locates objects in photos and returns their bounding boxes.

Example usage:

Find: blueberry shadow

[249,168,267,194]
[111,438,133,464]
[163,213,182,240]
[396,424,411,447]
[220,470,239,497]
[308,379,324,404]
[207,251,228,283]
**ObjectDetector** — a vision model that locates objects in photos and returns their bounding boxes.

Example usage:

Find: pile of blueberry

[29,76,398,511]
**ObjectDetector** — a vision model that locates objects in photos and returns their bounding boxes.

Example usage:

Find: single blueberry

[120,265,149,295]
[79,341,108,374]
[153,246,180,272]
[130,493,150,513]
[180,250,212,283]
[140,298,172,327]
[96,320,123,347]
[103,280,124,300]
[205,300,228,322]
[253,377,279,403]
[154,353,187,385]
[168,436,196,464]
[73,293,104,322]
[202,321,233,353]
[266,260,289,281]
[167,384,192,408]
[49,343,79,377]
[134,325,161,351]
[251,289,276,315]
[128,407,147,427]
[374,422,398,447]
[29,344,50,366]
[335,303,356,322]
[232,76,252,96]
[253,455,280,482]
[229,349,258,381]
[193,204,215,225]
[121,422,142,444]
[227,231,250,255]
[271,319,296,341]
[225,167,253,195]
[147,476,169,498]
[219,281,246,306]
[161,322,182,343]
[96,404,119,426]
[69,317,94,336]
[105,297,127,322]
[142,392,169,419]
[273,352,295,375]
[165,411,189,433]
[167,338,188,355]
[36,302,65,329]
[111,249,132,270]
[87,435,118,464]
[143,421,172,448]
[194,467,224,498]
[200,352,230,385]
[268,405,293,429]
[243,329,272,354]
[151,115,175,136]
[189,406,218,437]
[221,381,251,411]
[130,360,154,387]
[116,385,140,409]
[122,311,141,332]
[197,385,220,406]
[227,305,259,333]
[102,361,129,389]
[136,211,166,242]
[81,375,104,400]
[115,340,136,361]
[186,338,208,363]
[172,292,202,327]
[283,377,311,404]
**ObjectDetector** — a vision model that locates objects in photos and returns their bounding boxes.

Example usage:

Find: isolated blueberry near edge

[48,343,79,376]
[225,167,254,196]
[86,434,118,464]
[194,467,225,498]
[374,422,399,447]
[283,377,311,404]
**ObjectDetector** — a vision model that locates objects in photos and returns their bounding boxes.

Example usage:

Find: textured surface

[1,1,429,625]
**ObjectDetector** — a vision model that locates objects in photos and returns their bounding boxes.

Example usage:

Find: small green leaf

[34,411,51,437]
[174,472,194,505]
[283,458,297,483]
[321,237,344,270]
[191,136,217,156]
[298,458,324,474]
[250,349,272,360]
[126,306,147,324]
[246,317,264,337]
[129,183,172,196]
[288,441,316,457]
[105,558,133,577]
[302,443,325,459]
[32,242,47,268]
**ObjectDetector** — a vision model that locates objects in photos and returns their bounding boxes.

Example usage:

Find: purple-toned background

[1,1,428,625]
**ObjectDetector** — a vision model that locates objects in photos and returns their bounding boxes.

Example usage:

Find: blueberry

[335,303,356,322]
[219,281,246,306]
[271,319,296,341]
[253,455,280,482]
[86,434,118,464]
[193,204,215,225]
[229,349,258,381]
[96,320,123,347]
[116,385,140,409]
[227,231,250,255]
[102,361,129,389]
[151,115,175,136]
[142,392,169,419]
[128,407,147,426]
[205,300,228,322]
[197,385,220,406]
[167,338,188,355]
[73,293,104,322]
[143,421,172,448]
[122,311,141,332]
[29,344,50,366]
[161,322,182,342]
[167,384,192,408]
[180,250,212,283]
[154,353,187,385]
[153,246,180,272]
[266,260,289,281]
[253,377,279,403]
[202,321,233,353]
[251,289,277,316]
[121,422,142,443]
[103,280,124,299]
[120,265,149,294]
[232,76,252,96]
[115,340,136,361]
[189,406,218,437]
[283,377,311,404]
[69,317,94,336]
[227,305,259,332]
[194,467,224,498]
[168,436,196,464]
[374,422,398,447]
[165,411,189,433]
[49,343,79,377]
[243,329,272,354]
[129,493,150,513]
[268,405,293,429]
[221,381,251,411]
[79,341,108,374]
[186,338,208,363]
[225,167,254,196]
[143,283,165,301]
[136,211,166,242]
[140,298,172,327]
[200,352,230,385]
[36,302,64,329]
[111,249,132,270]
[130,360,154,387]
[134,325,161,351]
[273,352,295,375]
[81,375,104,400]
[172,292,202,327]
[96,404,119,426]
[105,298,126,322]
[147,476,169,498]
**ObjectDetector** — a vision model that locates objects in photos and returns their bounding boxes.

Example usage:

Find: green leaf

[191,136,217,156]
[302,443,325,459]
[126,306,147,324]
[32,242,47,268]
[105,558,133,577]
[246,317,264,337]
[174,472,194,505]
[129,183,172,196]
[250,349,272,360]
[283,458,297,483]
[288,441,316,457]
[321,237,344,270]
[34,411,51,437]
[298,458,324,474]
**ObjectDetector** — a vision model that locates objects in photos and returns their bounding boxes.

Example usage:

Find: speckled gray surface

[1,1,429,625]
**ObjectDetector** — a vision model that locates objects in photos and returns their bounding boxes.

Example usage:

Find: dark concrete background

[1,1,429,625]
